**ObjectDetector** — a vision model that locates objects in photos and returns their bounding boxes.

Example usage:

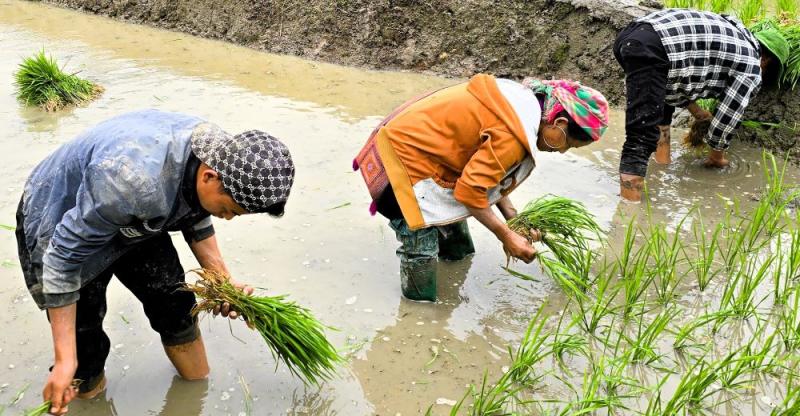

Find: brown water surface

[0,1,797,415]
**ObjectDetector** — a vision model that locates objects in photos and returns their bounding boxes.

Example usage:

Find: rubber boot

[389,218,439,302]
[399,257,438,302]
[437,221,476,261]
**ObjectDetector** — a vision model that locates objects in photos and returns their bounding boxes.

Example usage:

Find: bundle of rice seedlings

[507,195,602,264]
[186,269,343,385]
[24,401,51,416]
[781,24,800,88]
[14,51,104,112]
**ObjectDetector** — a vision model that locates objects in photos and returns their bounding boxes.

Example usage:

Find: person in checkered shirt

[613,9,789,202]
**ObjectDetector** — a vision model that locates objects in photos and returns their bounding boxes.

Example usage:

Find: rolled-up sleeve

[40,159,157,308]
[182,216,215,244]
[706,73,760,151]
[453,128,527,209]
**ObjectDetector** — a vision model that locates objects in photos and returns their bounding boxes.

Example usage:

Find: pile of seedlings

[186,269,343,385]
[434,153,800,415]
[14,51,103,112]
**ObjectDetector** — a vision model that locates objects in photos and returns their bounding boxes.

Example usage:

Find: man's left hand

[213,281,254,320]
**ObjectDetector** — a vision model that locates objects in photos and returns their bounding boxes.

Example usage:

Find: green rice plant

[777,0,798,21]
[619,246,655,321]
[696,98,719,113]
[781,25,800,89]
[719,253,775,320]
[647,220,688,305]
[773,239,792,306]
[624,307,679,366]
[14,51,103,112]
[660,359,722,414]
[575,262,620,335]
[773,373,800,415]
[673,310,738,353]
[738,0,765,25]
[551,309,589,371]
[685,213,723,291]
[539,256,592,302]
[665,0,692,7]
[508,195,602,273]
[507,305,553,387]
[779,287,800,350]
[187,269,343,385]
[22,402,51,416]
[709,0,733,13]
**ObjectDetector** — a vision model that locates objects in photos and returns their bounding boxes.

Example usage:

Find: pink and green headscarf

[522,78,609,142]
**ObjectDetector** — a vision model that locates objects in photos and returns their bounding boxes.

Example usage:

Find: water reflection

[158,376,208,416]
[353,257,519,415]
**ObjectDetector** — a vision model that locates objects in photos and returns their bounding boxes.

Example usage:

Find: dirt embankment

[36,0,799,159]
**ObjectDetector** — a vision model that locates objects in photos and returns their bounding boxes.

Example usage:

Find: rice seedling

[22,402,51,416]
[660,359,722,414]
[685,213,723,291]
[539,256,592,302]
[777,0,798,21]
[773,373,800,415]
[709,0,732,13]
[624,307,679,366]
[186,269,343,385]
[619,247,654,321]
[695,98,719,113]
[575,263,620,335]
[14,51,103,112]
[779,288,800,350]
[738,0,765,25]
[647,221,687,305]
[773,239,792,306]
[673,309,737,352]
[781,25,800,88]
[507,195,602,267]
[719,253,775,320]
[551,309,589,371]
[506,305,553,387]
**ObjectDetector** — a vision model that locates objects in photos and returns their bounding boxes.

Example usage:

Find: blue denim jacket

[20,110,216,309]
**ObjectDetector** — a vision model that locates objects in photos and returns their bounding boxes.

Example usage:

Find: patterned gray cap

[191,123,294,214]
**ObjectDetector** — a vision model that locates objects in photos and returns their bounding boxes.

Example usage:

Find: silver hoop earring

[543,126,567,149]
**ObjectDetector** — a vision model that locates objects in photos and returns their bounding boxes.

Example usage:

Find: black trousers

[613,22,676,177]
[16,204,199,388]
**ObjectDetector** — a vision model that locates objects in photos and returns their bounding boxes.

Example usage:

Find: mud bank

[35,0,799,158]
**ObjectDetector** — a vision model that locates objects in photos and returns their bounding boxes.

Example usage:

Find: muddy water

[0,1,798,415]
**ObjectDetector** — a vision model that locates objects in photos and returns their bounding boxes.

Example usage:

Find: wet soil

[35,0,800,163]
[1,2,799,415]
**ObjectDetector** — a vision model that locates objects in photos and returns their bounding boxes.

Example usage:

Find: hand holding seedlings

[502,228,538,264]
[211,280,254,320]
[186,269,343,385]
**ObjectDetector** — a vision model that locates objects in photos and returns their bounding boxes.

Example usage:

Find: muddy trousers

[389,219,476,301]
[613,21,676,177]
[58,234,199,393]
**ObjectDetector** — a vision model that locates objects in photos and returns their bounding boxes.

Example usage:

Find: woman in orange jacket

[354,74,609,301]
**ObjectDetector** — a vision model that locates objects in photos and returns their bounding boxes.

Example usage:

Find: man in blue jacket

[15,110,295,415]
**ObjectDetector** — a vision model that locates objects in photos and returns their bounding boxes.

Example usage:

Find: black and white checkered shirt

[639,9,762,150]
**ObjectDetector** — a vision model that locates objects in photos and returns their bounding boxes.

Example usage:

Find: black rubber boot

[399,257,437,302]
[437,221,476,261]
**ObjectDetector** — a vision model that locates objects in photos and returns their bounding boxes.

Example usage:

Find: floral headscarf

[522,78,609,142]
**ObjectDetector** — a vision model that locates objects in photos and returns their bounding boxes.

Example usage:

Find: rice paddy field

[1,1,800,415]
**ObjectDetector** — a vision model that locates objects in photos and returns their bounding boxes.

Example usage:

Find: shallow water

[0,1,798,415]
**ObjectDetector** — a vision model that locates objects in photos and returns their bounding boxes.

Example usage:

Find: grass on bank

[186,269,343,385]
[14,51,103,112]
